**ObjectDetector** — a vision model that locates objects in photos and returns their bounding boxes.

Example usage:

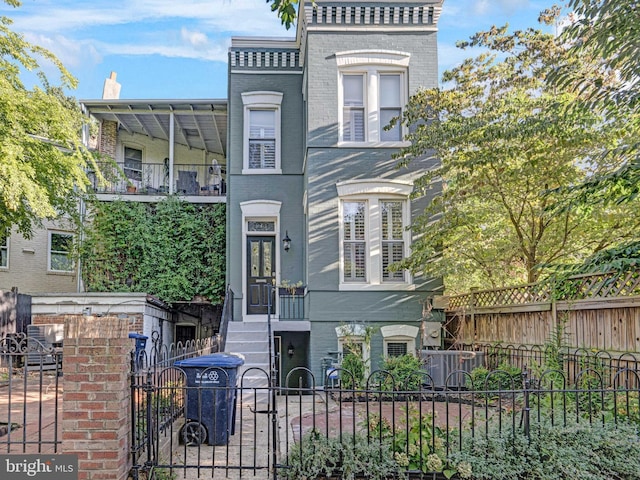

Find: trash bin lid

[174,353,245,368]
[128,333,148,340]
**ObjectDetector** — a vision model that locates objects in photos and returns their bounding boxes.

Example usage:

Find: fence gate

[130,343,277,479]
[0,333,63,454]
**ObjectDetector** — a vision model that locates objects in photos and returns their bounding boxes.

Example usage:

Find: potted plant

[278,280,305,296]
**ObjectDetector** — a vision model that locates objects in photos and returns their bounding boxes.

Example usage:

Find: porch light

[287,342,295,358]
[283,231,291,252]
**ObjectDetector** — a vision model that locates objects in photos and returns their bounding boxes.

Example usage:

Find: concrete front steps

[224,322,271,403]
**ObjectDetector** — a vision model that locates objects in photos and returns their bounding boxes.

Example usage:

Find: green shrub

[378,354,424,391]
[284,430,399,480]
[450,420,640,480]
[470,362,522,392]
[340,352,366,390]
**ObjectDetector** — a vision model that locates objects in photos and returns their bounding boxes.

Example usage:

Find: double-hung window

[338,180,412,289]
[381,201,405,281]
[379,74,402,141]
[343,201,366,281]
[242,92,283,174]
[248,110,276,169]
[0,230,8,268]
[49,231,74,273]
[337,50,410,145]
[124,146,143,182]
[342,75,365,142]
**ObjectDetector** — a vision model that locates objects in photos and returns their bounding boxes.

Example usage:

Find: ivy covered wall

[80,197,225,303]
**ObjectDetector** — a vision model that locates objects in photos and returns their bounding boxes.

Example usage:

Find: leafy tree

[393,15,638,292]
[0,0,95,237]
[268,0,299,29]
[548,0,639,208]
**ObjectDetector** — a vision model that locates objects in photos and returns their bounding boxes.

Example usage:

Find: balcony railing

[278,288,305,320]
[89,162,226,197]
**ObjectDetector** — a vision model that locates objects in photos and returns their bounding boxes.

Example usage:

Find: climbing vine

[80,196,225,303]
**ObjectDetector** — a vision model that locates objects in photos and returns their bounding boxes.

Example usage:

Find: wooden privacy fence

[443,269,640,353]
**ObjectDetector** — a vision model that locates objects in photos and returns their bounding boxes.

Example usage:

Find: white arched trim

[336,50,411,67]
[336,179,413,197]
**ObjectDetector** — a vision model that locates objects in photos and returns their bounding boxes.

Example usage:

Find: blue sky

[1,0,557,100]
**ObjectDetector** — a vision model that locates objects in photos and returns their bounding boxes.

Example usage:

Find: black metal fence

[0,333,62,454]
[133,357,640,480]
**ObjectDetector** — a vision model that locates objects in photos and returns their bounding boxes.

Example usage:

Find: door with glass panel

[247,236,275,314]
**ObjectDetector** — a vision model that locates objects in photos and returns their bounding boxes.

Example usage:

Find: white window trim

[337,180,414,291]
[242,91,283,175]
[0,231,9,270]
[380,325,419,358]
[48,230,74,274]
[335,324,371,376]
[337,50,411,147]
[240,200,282,321]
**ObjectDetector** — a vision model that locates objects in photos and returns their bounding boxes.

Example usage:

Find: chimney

[102,71,121,100]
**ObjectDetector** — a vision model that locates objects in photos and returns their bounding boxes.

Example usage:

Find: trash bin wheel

[182,421,207,446]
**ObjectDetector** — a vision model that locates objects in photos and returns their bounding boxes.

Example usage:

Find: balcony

[89,162,226,198]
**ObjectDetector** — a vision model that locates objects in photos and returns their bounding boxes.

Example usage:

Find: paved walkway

[0,372,63,454]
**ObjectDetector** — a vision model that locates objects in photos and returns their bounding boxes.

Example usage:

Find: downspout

[168,112,175,194]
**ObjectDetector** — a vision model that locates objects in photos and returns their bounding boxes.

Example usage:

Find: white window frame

[337,50,410,146]
[380,325,419,358]
[0,230,8,269]
[48,231,74,273]
[337,180,413,291]
[242,92,283,175]
[335,324,371,378]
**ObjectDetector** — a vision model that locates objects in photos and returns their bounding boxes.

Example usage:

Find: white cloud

[181,28,209,48]
[6,0,287,69]
[23,33,103,68]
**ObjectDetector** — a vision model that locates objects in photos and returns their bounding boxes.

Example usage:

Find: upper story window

[124,146,143,181]
[338,180,413,290]
[49,231,74,273]
[242,92,283,174]
[0,230,8,268]
[249,110,276,168]
[337,50,410,145]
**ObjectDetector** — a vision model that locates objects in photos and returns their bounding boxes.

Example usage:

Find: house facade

[226,0,444,385]
[1,0,445,384]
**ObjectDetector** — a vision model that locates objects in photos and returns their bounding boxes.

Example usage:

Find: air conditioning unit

[420,350,484,388]
[422,322,442,348]
[27,324,63,369]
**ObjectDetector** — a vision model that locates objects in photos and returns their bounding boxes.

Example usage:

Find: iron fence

[0,333,62,454]
[132,360,640,480]
[460,343,640,387]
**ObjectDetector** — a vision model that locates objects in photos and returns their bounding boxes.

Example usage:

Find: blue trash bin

[174,353,244,446]
[128,333,148,367]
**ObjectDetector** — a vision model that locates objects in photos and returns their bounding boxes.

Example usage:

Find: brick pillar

[63,316,131,480]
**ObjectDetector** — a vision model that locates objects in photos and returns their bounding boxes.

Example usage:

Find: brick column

[63,316,131,480]
[99,120,118,160]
